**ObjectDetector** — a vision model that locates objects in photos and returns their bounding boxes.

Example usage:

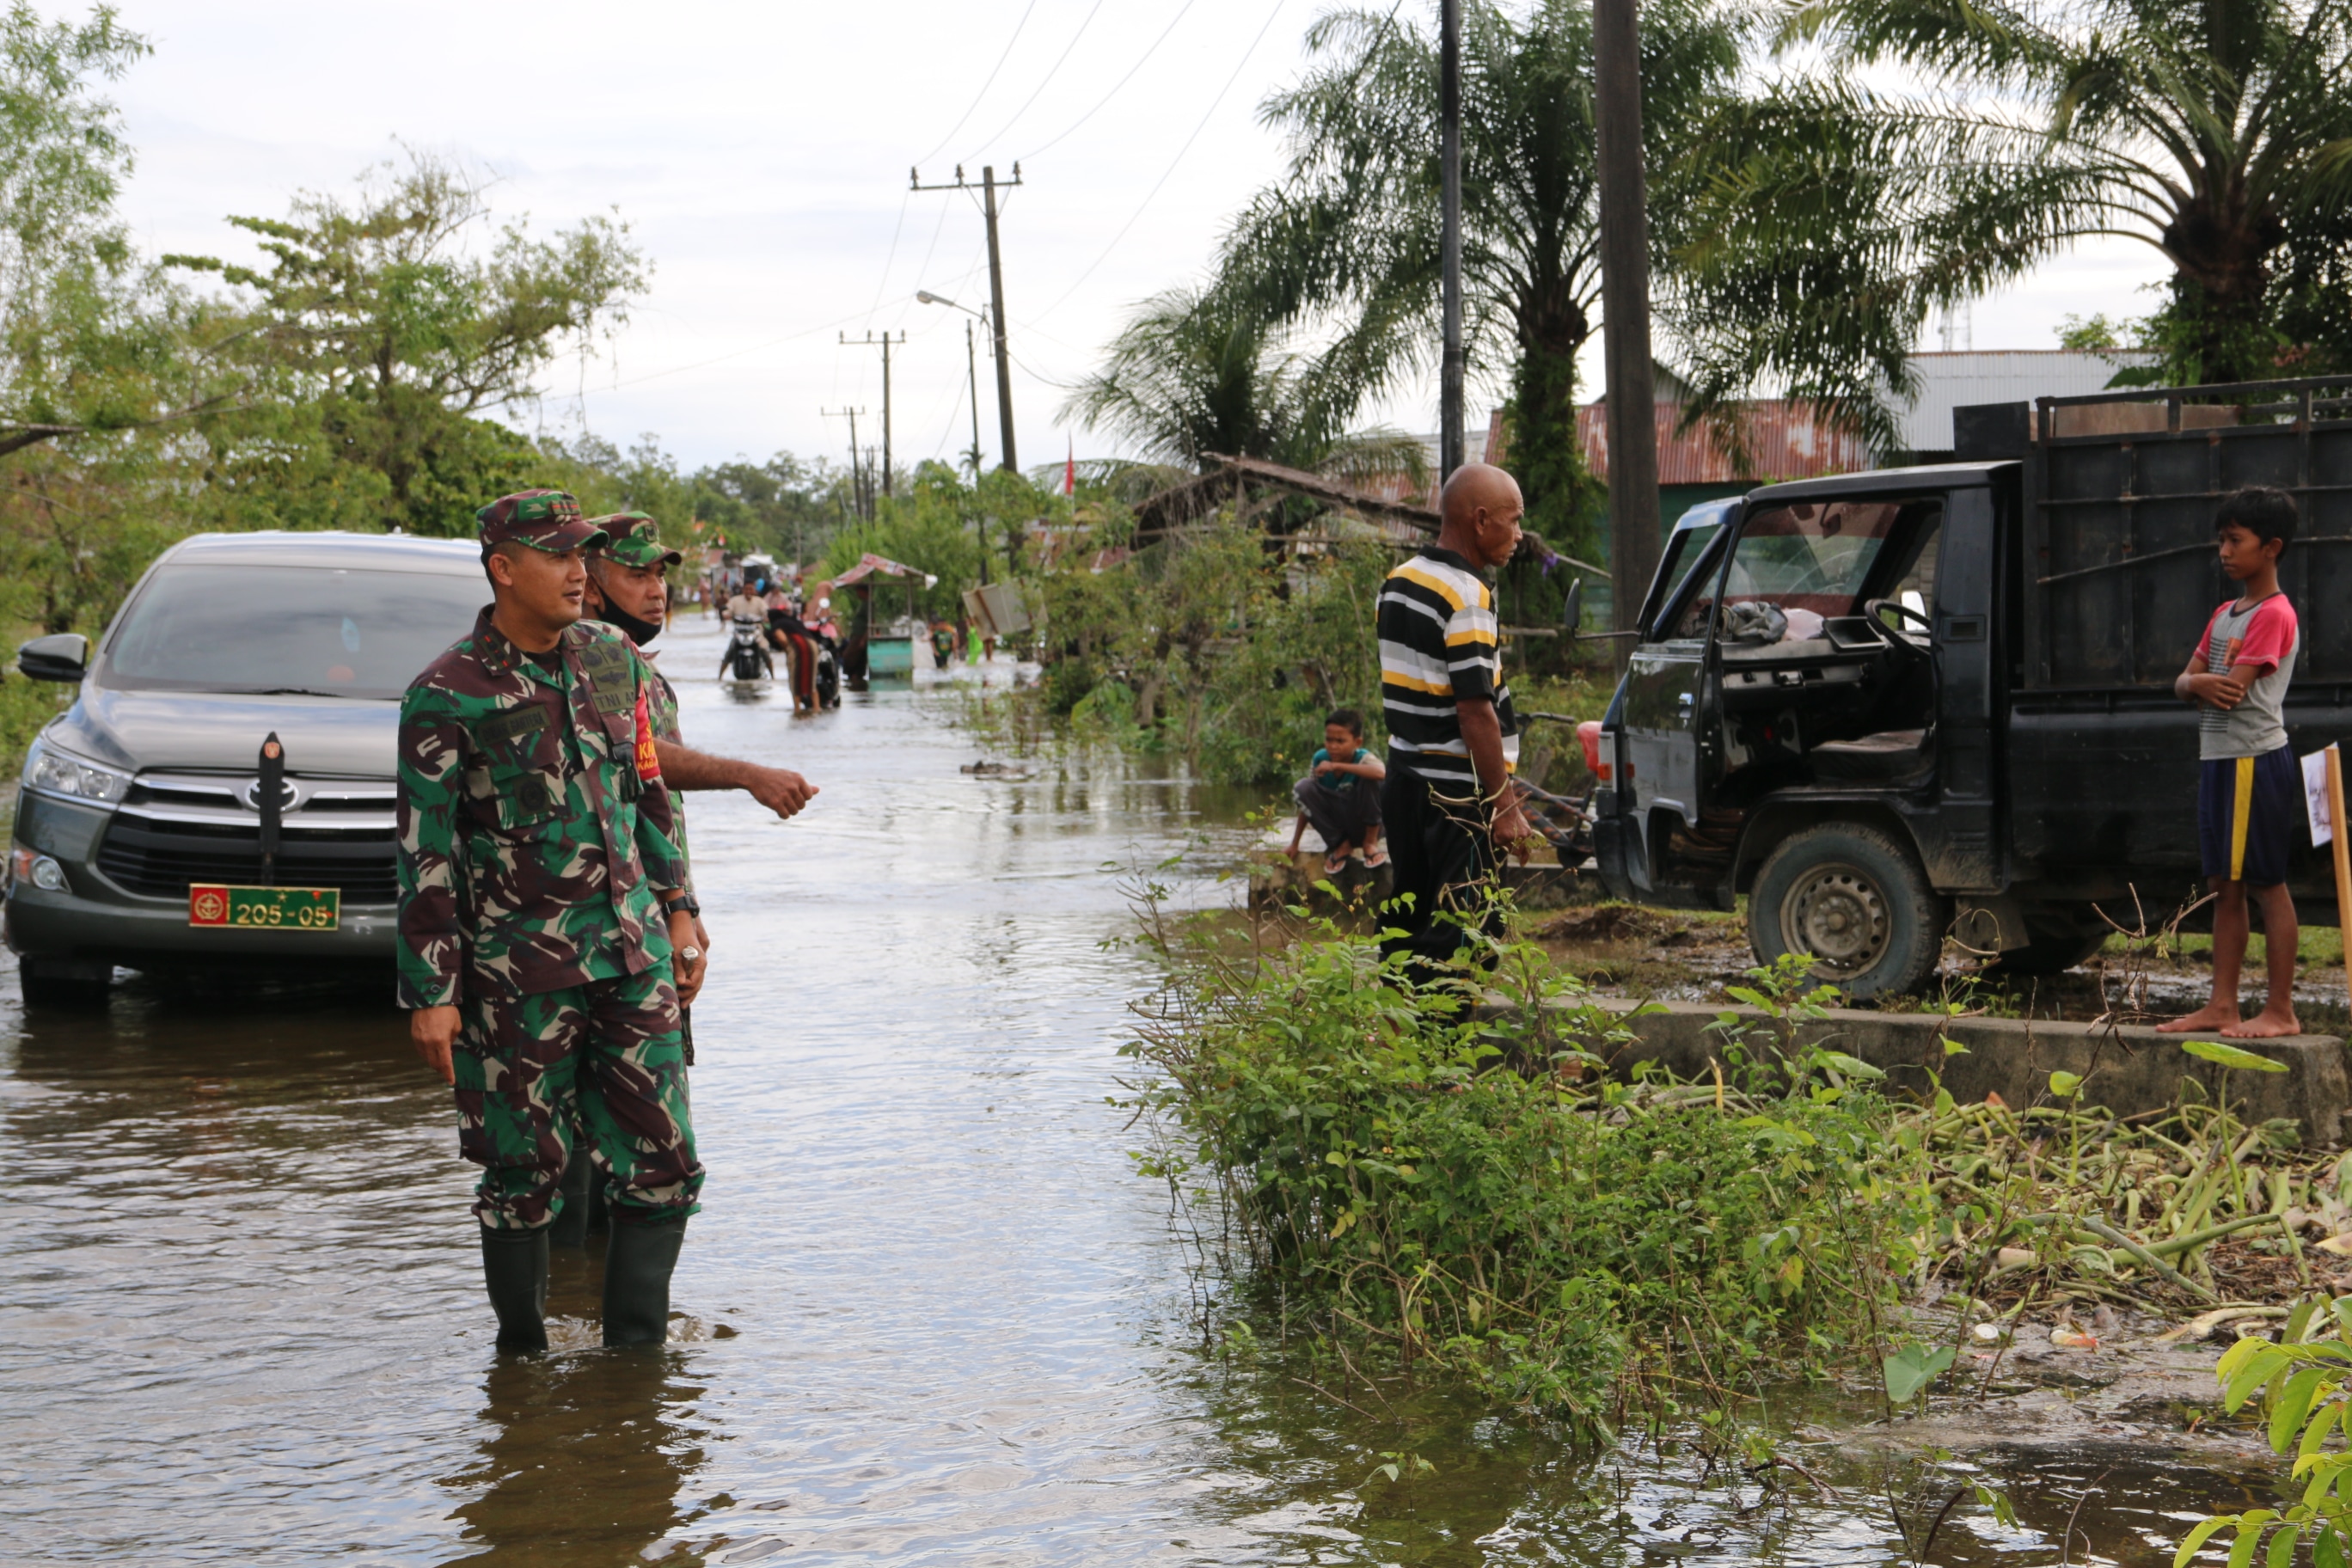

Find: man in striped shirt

[1378,462,1537,979]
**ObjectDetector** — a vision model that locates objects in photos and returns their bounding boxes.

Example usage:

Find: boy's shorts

[2198,745,2300,886]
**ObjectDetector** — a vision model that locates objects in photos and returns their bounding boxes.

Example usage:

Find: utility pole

[911,162,1023,473]
[840,331,906,498]
[1594,0,1661,664]
[820,406,868,519]
[964,321,984,481]
[1438,0,1464,479]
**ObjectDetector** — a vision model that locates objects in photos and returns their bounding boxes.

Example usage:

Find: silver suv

[5,531,487,1001]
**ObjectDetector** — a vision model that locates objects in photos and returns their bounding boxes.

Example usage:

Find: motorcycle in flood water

[812,635,842,707]
[722,616,774,684]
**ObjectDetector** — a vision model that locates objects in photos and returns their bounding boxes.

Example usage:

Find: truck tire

[1749,823,1948,999]
[1986,905,2110,977]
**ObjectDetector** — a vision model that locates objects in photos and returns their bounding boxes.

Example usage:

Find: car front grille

[95,813,399,903]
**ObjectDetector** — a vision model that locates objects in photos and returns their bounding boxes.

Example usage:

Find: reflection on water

[0,621,2285,1565]
[446,1354,707,1566]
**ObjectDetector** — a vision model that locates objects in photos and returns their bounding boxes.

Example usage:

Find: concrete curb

[1583,999,2350,1144]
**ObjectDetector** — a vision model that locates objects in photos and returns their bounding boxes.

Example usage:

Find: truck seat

[1809,727,1932,783]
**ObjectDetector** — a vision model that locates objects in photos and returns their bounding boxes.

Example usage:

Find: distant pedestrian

[2160,485,2303,1040]
[1287,707,1387,873]
[397,488,704,1353]
[1375,462,1536,983]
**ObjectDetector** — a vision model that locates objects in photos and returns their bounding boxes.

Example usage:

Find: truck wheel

[1986,906,2110,977]
[1750,823,1948,999]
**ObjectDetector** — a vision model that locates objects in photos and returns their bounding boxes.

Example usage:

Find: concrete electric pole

[910,162,1023,474]
[820,406,868,519]
[840,331,906,498]
[1593,0,1662,661]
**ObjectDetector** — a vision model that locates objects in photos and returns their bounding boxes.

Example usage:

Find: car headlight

[21,738,130,805]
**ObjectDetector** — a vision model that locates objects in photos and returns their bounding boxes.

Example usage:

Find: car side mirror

[17,632,88,683]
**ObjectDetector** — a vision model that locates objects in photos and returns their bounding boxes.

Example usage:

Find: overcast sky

[101,0,2175,476]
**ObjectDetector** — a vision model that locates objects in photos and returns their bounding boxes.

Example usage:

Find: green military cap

[588,511,684,569]
[477,488,607,553]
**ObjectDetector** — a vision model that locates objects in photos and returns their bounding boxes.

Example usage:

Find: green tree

[1061,284,1429,491]
[1212,0,1743,556]
[1674,0,2352,432]
[167,150,649,533]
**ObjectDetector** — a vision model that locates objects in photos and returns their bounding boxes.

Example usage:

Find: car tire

[1986,905,2111,977]
[1749,822,1948,999]
[19,955,113,1007]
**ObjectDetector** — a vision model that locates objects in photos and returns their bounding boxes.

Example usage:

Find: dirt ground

[1529,895,2352,1032]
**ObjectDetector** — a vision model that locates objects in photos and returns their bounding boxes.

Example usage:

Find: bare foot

[2157,1001,2242,1033]
[2223,1007,2302,1039]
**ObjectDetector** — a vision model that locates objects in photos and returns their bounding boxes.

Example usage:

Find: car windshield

[100,564,486,698]
[1718,499,1910,619]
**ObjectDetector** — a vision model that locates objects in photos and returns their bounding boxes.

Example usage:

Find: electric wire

[1017,0,1202,162]
[968,0,1110,159]
[913,0,1042,168]
[1035,0,1291,316]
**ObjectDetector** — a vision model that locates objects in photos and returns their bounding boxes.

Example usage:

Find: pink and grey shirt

[2194,592,2300,759]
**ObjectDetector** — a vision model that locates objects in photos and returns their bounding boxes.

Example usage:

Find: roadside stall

[831,553,936,684]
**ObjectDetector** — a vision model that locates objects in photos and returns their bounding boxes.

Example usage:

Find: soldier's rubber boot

[548,1147,593,1248]
[602,1216,686,1346]
[480,1226,550,1353]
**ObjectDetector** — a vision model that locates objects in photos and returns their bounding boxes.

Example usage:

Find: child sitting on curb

[1287,707,1388,874]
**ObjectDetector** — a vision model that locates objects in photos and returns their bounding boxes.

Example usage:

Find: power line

[1018,0,1202,162]
[913,0,1041,168]
[1037,0,1290,317]
[969,0,1108,157]
[601,304,887,391]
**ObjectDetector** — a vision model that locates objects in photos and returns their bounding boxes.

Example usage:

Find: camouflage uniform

[396,491,701,1234]
[586,513,691,888]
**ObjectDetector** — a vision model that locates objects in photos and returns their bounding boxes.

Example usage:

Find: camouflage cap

[589,511,684,569]
[477,489,607,554]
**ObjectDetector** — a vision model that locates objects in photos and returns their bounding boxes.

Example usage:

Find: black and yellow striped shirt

[1377,547,1519,789]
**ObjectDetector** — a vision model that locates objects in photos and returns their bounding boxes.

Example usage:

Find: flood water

[0,618,2288,1565]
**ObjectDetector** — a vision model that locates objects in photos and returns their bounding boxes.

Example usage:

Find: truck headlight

[21,738,130,805]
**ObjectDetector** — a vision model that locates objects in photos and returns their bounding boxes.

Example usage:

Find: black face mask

[597,602,663,647]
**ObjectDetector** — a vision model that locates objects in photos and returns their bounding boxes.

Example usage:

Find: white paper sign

[2306,747,2336,846]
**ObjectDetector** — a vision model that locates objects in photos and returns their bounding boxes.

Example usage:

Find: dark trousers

[1293,775,1381,852]
[1378,764,1502,982]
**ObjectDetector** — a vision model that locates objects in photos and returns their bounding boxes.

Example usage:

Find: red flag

[1064,438,1075,497]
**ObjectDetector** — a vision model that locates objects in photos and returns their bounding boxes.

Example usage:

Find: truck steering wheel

[1860,597,1932,671]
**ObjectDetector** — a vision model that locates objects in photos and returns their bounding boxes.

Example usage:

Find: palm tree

[1061,284,1430,489]
[1210,0,1744,556]
[1674,0,2352,436]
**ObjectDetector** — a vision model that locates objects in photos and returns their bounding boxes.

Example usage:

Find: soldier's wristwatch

[663,892,701,917]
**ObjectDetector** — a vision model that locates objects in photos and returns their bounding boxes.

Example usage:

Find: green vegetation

[1129,903,2351,1442]
[1674,0,2352,437]
[0,8,859,640]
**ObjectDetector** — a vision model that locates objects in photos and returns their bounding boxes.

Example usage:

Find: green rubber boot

[480,1226,549,1353]
[602,1216,686,1347]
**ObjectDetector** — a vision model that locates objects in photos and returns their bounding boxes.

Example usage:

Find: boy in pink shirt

[2161,486,2303,1039]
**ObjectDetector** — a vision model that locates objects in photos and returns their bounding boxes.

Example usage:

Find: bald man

[1375,462,1537,981]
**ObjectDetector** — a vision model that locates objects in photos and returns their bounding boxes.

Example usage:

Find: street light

[917,289,990,483]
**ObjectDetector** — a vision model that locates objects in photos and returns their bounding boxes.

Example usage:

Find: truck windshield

[1718,499,1913,619]
[1646,521,1726,636]
[100,564,487,698]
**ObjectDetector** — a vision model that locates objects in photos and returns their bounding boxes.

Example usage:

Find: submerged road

[0,617,2268,1565]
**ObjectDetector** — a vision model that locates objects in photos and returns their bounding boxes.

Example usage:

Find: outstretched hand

[747,765,817,819]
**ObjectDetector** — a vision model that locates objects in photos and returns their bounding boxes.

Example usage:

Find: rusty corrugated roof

[1576,401,1868,484]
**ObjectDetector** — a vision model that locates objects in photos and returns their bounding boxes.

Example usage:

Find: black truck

[1589,375,2352,998]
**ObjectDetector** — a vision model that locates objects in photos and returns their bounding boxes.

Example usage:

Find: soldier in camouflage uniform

[397,488,705,1352]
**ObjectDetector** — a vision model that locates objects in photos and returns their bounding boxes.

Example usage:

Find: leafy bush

[1124,909,1924,1436]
